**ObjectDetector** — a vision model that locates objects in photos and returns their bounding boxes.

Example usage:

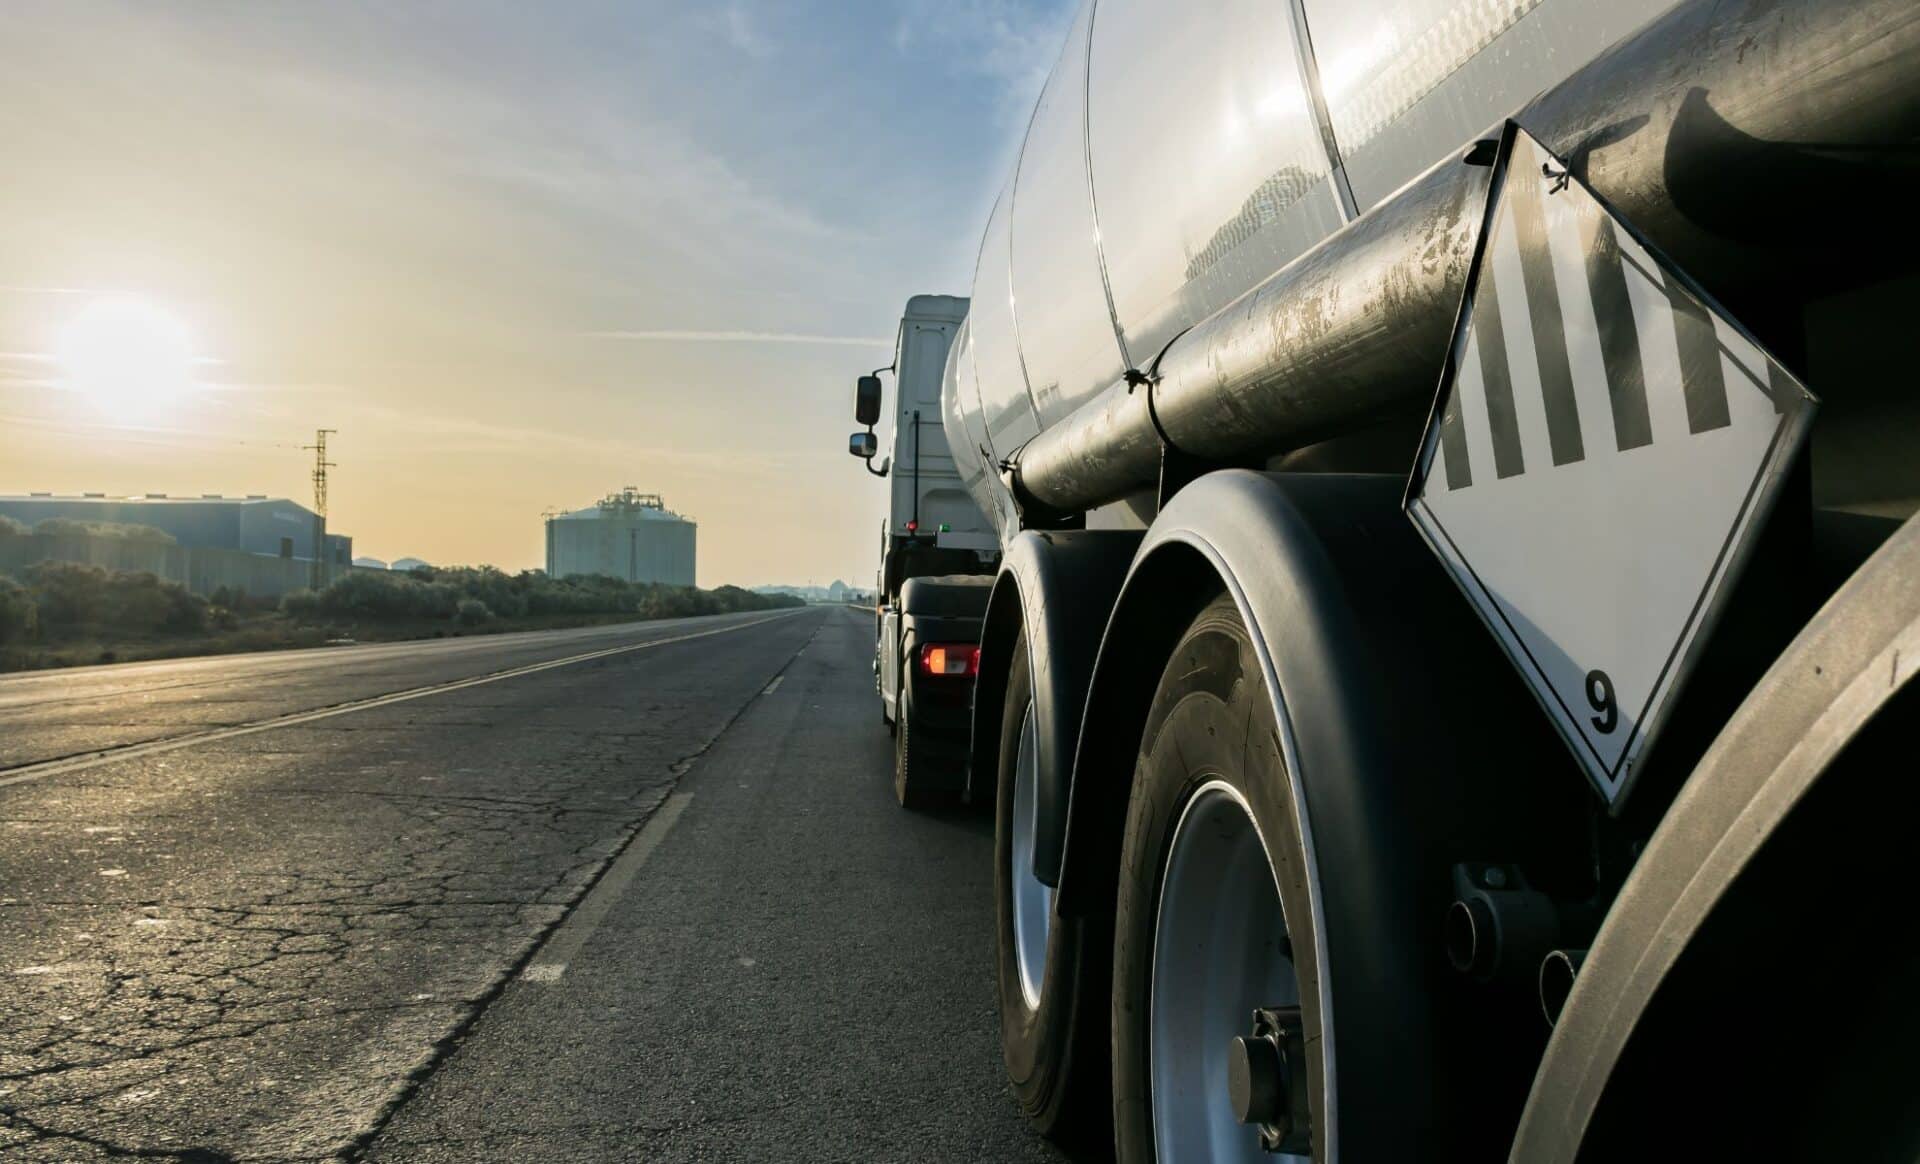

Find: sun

[54,296,198,419]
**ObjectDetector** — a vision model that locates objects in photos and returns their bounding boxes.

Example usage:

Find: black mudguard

[971,530,1141,883]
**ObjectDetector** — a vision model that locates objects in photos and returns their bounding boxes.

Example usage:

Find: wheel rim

[1150,780,1307,1162]
[1009,700,1052,1011]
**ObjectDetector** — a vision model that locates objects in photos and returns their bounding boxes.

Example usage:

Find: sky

[0,0,1073,587]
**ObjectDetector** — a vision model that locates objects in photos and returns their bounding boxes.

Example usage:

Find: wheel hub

[1228,1007,1311,1154]
[1149,781,1311,1161]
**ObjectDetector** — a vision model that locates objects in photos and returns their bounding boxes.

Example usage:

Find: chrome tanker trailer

[927,0,1920,1157]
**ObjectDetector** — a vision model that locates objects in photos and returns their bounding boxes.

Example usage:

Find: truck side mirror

[849,431,878,459]
[855,375,883,426]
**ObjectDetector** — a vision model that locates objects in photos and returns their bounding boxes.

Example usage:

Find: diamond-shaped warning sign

[1405,123,1816,809]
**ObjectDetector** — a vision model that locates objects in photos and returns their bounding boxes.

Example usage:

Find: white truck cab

[850,295,998,808]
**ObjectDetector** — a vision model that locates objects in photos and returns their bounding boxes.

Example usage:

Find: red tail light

[918,643,980,677]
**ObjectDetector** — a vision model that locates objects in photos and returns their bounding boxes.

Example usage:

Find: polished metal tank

[947,0,1920,523]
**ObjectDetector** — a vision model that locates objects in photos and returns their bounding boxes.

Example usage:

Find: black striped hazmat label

[1405,124,1816,810]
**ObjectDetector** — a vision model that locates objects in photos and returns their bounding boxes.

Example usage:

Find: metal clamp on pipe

[1121,326,1234,510]
[998,447,1085,533]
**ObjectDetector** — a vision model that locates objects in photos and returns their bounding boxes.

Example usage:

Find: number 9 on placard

[1586,670,1617,734]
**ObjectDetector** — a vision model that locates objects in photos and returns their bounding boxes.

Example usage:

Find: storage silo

[545,488,696,586]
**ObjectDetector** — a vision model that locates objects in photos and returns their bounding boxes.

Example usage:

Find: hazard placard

[1405,123,1816,810]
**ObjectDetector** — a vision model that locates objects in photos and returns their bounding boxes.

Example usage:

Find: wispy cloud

[0,411,306,451]
[256,63,856,285]
[892,0,1072,119]
[721,6,776,58]
[333,401,821,477]
[1,350,221,366]
[586,329,891,347]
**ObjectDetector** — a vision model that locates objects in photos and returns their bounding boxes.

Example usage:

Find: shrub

[24,560,105,626]
[455,598,493,626]
[0,576,37,643]
[206,585,273,614]
[286,566,806,626]
[23,560,206,635]
[433,567,528,619]
[115,571,208,634]
[280,588,322,620]
[312,570,457,620]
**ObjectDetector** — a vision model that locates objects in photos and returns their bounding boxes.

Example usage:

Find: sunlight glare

[54,296,198,419]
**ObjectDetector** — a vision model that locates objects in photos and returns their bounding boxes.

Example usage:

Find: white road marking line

[0,612,805,791]
[762,676,783,695]
[520,792,694,984]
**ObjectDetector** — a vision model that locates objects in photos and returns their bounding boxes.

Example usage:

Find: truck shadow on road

[907,798,995,839]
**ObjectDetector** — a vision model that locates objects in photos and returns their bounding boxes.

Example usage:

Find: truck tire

[994,630,1110,1147]
[1112,595,1324,1162]
[893,683,938,811]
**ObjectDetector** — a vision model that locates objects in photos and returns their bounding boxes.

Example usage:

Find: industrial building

[0,493,351,565]
[545,489,695,586]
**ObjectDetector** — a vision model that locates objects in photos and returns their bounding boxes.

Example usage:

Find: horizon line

[584,329,892,348]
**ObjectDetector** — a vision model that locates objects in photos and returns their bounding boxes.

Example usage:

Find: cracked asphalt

[1,607,1056,1161]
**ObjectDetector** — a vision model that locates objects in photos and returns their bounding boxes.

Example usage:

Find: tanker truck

[890,0,1920,1157]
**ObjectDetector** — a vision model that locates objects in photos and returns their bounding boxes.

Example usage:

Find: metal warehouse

[545,489,695,587]
[0,493,351,564]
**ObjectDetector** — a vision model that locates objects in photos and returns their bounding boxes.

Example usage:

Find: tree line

[0,559,803,647]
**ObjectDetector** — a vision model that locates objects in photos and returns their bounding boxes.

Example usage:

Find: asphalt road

[0,612,807,771]
[0,607,1064,1162]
